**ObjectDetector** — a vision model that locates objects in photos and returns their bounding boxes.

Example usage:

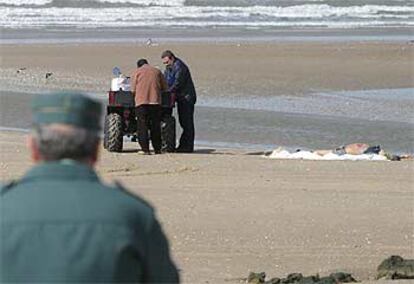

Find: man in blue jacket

[161,50,196,153]
[0,92,179,283]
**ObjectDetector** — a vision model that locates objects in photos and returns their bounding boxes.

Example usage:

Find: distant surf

[1,0,413,29]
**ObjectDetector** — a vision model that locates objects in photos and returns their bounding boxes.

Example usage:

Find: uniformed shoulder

[0,180,18,196]
[106,180,157,230]
[109,180,154,211]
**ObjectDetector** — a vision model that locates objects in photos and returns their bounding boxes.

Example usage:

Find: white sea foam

[0,0,185,6]
[0,4,413,28]
[0,0,51,5]
[93,0,184,6]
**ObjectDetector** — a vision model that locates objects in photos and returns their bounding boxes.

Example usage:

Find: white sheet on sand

[266,149,388,161]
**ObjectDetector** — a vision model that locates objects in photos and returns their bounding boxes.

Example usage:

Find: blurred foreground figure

[0,92,179,283]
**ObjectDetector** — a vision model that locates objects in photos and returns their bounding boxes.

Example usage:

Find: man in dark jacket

[161,50,196,153]
[0,92,179,283]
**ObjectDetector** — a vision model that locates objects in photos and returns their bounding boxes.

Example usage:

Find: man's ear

[27,135,42,162]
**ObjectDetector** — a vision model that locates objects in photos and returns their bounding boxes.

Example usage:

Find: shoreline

[2,27,413,45]
[2,89,413,155]
[1,41,413,154]
[0,127,272,152]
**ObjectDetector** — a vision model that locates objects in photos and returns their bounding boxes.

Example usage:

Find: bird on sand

[146,38,158,47]
[16,67,26,74]
[45,72,53,79]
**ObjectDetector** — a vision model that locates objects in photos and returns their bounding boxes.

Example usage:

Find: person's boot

[137,145,150,155]
[175,146,193,153]
[137,150,151,155]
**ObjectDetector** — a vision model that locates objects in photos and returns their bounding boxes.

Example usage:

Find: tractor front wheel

[104,113,123,152]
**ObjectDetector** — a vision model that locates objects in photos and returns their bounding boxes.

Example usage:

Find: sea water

[1,0,413,44]
[1,0,413,29]
[1,89,413,154]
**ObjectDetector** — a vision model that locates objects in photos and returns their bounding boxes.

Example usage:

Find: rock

[329,272,357,283]
[298,275,321,284]
[265,277,281,284]
[248,272,266,283]
[376,255,414,279]
[313,276,335,284]
[246,271,357,284]
[281,273,303,283]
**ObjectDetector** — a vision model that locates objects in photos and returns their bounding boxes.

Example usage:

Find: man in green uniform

[0,92,179,282]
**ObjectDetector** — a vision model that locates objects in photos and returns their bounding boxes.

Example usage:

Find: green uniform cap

[32,92,102,130]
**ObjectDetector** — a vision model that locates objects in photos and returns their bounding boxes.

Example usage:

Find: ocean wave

[0,0,184,8]
[0,0,51,6]
[185,0,413,8]
[1,0,412,8]
[96,0,184,5]
[1,3,413,28]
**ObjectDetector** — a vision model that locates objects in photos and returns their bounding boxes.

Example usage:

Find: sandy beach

[1,131,413,283]
[2,0,414,280]
[1,39,414,283]
[0,42,413,96]
[2,41,413,151]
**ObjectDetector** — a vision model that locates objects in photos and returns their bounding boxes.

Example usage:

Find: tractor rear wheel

[161,115,176,152]
[104,113,123,152]
[103,115,109,149]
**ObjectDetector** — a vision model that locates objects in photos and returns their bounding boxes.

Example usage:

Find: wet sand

[2,90,413,153]
[1,131,413,283]
[0,42,413,97]
[1,41,413,152]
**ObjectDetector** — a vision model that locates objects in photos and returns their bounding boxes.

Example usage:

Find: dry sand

[1,131,413,283]
[0,42,413,96]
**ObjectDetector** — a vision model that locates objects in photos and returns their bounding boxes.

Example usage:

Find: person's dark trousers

[176,99,195,152]
[136,104,162,153]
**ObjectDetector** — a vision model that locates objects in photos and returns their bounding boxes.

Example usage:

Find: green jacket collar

[21,160,99,183]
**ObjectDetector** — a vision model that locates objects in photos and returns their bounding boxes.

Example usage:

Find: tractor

[103,67,176,153]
